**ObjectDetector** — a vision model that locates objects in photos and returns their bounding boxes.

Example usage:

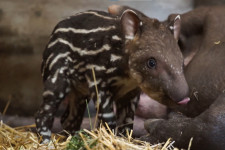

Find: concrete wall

[0,0,192,116]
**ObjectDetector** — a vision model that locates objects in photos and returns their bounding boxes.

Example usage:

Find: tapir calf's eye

[147,58,157,69]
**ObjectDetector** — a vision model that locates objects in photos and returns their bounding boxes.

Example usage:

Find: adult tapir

[109,5,225,150]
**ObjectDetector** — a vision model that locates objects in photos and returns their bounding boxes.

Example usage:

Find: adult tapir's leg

[142,93,225,150]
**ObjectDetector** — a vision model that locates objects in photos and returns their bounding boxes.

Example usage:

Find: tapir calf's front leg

[116,89,140,134]
[93,88,117,130]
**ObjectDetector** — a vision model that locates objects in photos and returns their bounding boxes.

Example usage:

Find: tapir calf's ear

[120,10,141,40]
[169,15,181,41]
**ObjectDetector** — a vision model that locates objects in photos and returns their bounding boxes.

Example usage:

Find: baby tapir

[35,9,189,143]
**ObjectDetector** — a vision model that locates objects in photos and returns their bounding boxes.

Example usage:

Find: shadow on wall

[0,0,192,117]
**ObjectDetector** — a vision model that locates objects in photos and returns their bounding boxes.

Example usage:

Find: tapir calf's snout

[168,75,190,105]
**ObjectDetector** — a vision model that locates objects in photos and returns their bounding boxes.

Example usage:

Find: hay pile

[0,121,70,149]
[67,124,178,150]
[0,121,179,150]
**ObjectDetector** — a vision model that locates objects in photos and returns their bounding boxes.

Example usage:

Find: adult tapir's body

[176,6,225,116]
[144,6,225,150]
[109,5,225,150]
[35,9,189,143]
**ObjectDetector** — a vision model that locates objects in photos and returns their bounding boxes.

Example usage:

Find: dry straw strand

[91,67,100,129]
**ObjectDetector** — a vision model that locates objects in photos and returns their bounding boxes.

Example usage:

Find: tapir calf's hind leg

[35,74,71,143]
[61,93,90,134]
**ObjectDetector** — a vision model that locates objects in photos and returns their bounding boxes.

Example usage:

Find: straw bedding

[0,121,180,150]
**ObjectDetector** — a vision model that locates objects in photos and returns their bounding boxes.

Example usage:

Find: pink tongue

[178,97,190,105]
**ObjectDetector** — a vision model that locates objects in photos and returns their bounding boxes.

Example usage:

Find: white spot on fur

[112,35,121,41]
[66,88,71,93]
[67,56,73,62]
[170,26,174,30]
[70,69,75,74]
[42,139,50,144]
[51,67,67,84]
[59,93,64,98]
[40,129,51,137]
[43,91,54,97]
[106,67,117,74]
[125,35,134,40]
[85,74,102,88]
[74,62,85,69]
[44,105,51,111]
[86,64,106,71]
[51,76,57,83]
[101,112,115,118]
[110,54,122,62]
[59,67,67,74]
[102,97,110,109]
[41,121,44,126]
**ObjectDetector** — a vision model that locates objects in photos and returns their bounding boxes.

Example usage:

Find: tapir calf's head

[112,5,190,107]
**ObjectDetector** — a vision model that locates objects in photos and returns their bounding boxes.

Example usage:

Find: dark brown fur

[143,6,225,150]
[108,5,225,149]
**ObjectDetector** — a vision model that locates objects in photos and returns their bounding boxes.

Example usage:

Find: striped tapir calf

[35,8,190,143]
